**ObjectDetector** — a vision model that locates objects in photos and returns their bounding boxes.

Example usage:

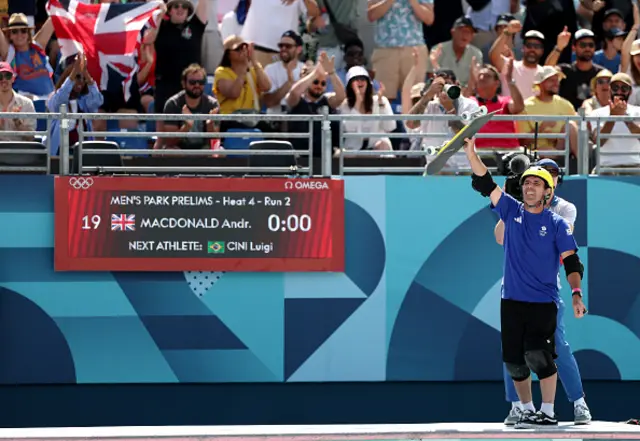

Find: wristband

[572,288,583,296]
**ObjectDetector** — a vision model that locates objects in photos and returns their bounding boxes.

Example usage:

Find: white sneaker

[574,403,592,425]
[504,406,523,426]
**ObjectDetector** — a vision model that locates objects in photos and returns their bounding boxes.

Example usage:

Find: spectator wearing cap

[619,4,640,105]
[406,69,481,172]
[430,17,483,86]
[285,53,344,157]
[601,8,628,34]
[337,66,395,153]
[367,0,433,101]
[489,20,545,100]
[464,0,513,58]
[326,38,381,94]
[0,13,54,98]
[516,66,578,158]
[0,60,35,142]
[144,0,207,147]
[307,0,359,71]
[588,27,626,72]
[469,60,524,149]
[546,28,605,110]
[591,6,633,46]
[241,0,319,68]
[482,14,516,63]
[262,31,305,114]
[582,68,613,113]
[589,72,640,172]
[46,54,102,155]
[213,36,271,122]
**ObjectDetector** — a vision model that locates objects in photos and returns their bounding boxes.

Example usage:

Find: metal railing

[0,107,638,176]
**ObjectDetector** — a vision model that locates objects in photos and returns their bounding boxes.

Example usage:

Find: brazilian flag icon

[208,241,225,254]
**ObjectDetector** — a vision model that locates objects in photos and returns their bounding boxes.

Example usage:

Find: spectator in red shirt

[470,59,525,149]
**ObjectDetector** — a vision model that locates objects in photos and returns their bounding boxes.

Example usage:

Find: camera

[497,151,536,202]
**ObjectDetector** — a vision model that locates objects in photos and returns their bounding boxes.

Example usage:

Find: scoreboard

[54,177,345,272]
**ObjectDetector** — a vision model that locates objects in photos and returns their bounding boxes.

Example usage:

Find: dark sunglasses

[187,78,206,86]
[596,78,610,86]
[278,42,295,49]
[10,28,28,35]
[313,80,327,86]
[611,83,631,93]
[233,43,248,52]
[543,167,559,177]
[0,72,12,81]
[578,41,595,49]
[524,42,543,50]
[74,73,85,82]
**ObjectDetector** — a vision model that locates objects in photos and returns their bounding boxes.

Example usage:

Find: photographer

[494,158,591,426]
[465,136,587,428]
[407,69,480,173]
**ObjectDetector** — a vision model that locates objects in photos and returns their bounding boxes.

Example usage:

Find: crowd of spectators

[0,0,639,174]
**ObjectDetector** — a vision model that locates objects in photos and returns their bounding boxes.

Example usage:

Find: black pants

[501,298,557,365]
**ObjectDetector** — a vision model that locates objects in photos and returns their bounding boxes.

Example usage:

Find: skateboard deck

[424,107,497,176]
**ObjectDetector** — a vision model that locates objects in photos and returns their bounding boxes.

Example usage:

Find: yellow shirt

[213,66,259,114]
[517,95,576,148]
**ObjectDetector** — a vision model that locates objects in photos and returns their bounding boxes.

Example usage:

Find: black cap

[605,27,627,39]
[453,16,477,32]
[495,14,515,27]
[603,8,624,19]
[281,30,303,46]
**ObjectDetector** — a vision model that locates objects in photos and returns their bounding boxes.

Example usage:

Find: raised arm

[463,137,502,207]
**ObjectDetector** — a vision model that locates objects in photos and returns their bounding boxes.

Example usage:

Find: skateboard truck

[461,106,488,122]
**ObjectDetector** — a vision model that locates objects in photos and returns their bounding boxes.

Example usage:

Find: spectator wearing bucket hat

[0,13,55,98]
[589,72,640,172]
[143,0,207,149]
[545,28,605,110]
[517,66,578,157]
[581,68,613,113]
[337,65,395,153]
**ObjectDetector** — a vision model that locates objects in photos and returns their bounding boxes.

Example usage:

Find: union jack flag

[111,214,136,232]
[46,0,164,100]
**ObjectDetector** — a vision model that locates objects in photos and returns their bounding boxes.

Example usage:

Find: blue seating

[223,128,263,158]
[33,99,47,132]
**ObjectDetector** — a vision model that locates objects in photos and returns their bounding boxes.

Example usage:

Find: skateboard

[424,106,497,176]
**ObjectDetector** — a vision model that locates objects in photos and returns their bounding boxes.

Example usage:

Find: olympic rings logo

[69,177,94,190]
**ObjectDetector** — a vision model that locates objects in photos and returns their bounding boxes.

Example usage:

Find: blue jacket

[46,78,103,155]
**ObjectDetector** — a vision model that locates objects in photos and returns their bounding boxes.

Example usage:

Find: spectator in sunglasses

[162,63,219,150]
[0,13,55,98]
[581,69,613,114]
[588,72,640,173]
[285,53,345,157]
[0,60,35,142]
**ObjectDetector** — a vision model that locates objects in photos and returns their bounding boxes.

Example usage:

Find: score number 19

[81,215,101,230]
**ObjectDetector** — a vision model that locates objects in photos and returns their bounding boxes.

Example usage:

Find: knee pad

[505,363,531,382]
[524,350,557,379]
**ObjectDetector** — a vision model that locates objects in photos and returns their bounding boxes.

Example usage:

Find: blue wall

[1,175,640,386]
[1,175,640,428]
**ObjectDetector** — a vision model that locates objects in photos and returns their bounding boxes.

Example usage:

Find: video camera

[496,151,537,202]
